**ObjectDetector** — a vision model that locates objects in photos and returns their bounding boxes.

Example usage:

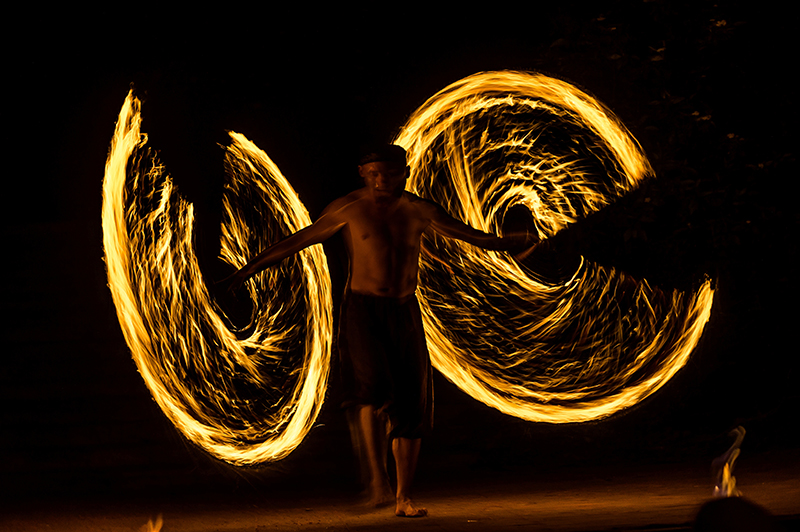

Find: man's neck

[368,189,405,205]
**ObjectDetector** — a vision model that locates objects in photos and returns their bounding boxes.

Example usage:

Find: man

[226,145,537,517]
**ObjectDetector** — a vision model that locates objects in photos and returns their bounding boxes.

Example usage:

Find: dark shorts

[337,291,433,439]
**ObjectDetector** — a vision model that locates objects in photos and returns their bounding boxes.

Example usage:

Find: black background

[2,1,797,500]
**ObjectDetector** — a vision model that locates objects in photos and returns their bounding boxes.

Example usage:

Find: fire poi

[102,71,714,466]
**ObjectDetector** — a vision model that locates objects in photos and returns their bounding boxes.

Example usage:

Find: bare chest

[346,201,429,252]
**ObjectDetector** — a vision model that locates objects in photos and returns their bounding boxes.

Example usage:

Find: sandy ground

[3,454,798,532]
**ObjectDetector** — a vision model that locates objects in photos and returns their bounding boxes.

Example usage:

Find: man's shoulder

[402,191,435,207]
[402,192,442,215]
[321,190,367,214]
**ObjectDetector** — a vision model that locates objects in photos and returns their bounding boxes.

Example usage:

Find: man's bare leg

[358,405,393,507]
[392,437,427,517]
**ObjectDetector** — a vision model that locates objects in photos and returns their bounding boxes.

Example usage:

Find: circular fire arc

[102,92,332,466]
[102,71,714,466]
[394,71,714,423]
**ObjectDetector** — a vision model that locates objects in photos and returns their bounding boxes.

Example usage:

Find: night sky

[3,2,797,502]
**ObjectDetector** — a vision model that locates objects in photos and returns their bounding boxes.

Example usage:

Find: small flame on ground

[713,426,745,497]
[140,514,163,532]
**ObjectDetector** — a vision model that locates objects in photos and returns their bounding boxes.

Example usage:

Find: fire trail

[102,71,713,465]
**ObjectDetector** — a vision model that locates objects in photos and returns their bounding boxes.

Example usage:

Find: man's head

[358,144,409,201]
[358,144,408,167]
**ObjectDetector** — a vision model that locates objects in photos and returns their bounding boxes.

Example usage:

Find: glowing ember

[103,71,714,465]
[394,70,714,423]
[713,426,745,497]
[140,514,163,532]
[102,91,332,465]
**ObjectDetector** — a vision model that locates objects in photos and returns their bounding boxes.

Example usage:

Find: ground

[3,450,798,531]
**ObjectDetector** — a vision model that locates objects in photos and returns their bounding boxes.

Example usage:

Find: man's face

[358,161,408,201]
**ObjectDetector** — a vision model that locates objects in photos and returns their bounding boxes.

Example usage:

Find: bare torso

[337,189,433,298]
[234,161,526,299]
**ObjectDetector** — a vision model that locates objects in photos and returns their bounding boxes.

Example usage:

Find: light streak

[102,91,332,465]
[103,71,714,465]
[139,515,163,532]
[394,71,714,423]
[713,426,745,497]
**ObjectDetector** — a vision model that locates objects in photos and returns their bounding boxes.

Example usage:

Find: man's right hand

[504,230,541,261]
[218,268,249,295]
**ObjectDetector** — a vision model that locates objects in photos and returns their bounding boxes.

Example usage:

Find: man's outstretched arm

[223,198,349,292]
[426,201,539,256]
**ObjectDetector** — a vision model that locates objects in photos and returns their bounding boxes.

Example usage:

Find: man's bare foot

[367,484,394,508]
[395,497,428,517]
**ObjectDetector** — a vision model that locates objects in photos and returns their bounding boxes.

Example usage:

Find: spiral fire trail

[102,91,332,465]
[103,71,713,465]
[395,71,713,422]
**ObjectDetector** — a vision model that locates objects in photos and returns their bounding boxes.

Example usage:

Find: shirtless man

[226,145,537,517]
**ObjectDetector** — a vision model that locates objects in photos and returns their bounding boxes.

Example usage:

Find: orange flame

[395,71,714,423]
[102,71,714,465]
[102,91,332,465]
[140,514,163,532]
[713,426,745,497]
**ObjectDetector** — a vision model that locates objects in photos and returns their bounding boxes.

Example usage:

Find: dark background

[2,1,797,502]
